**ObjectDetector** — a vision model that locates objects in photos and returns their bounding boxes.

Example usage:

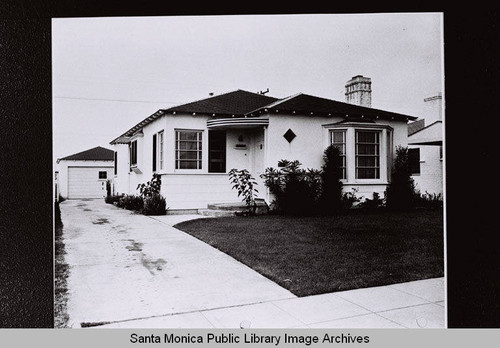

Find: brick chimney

[345,75,372,107]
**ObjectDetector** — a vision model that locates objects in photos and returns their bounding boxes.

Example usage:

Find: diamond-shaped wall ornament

[283,128,296,143]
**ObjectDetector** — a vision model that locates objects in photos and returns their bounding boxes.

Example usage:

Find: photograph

[52,13,445,329]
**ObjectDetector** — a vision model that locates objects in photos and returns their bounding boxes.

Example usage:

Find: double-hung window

[355,130,380,179]
[175,130,202,169]
[153,130,164,172]
[330,130,346,179]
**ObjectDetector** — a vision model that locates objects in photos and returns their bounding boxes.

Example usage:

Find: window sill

[346,180,389,186]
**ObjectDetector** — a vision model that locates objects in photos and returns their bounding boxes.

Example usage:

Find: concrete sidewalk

[99,277,445,328]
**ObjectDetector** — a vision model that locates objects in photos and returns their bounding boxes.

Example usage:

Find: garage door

[68,167,113,199]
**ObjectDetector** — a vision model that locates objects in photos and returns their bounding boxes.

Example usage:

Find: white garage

[56,146,115,200]
[67,166,113,199]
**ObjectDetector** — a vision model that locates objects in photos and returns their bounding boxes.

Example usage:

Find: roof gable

[58,146,114,162]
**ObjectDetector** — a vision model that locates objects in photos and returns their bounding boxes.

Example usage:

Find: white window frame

[157,130,164,171]
[175,129,203,170]
[355,130,381,179]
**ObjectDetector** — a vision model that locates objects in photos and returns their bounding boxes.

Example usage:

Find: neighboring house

[110,76,417,211]
[408,93,444,196]
[56,146,114,199]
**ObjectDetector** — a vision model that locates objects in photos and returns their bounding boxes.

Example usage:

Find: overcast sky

[52,13,443,161]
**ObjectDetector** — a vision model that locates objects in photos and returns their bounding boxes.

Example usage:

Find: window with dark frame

[98,171,107,179]
[114,151,117,175]
[209,130,226,173]
[130,140,137,169]
[408,148,421,175]
[355,130,380,179]
[330,130,346,179]
[175,130,202,169]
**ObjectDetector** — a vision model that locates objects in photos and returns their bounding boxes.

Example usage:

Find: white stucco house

[408,93,444,196]
[56,146,114,199]
[110,76,417,212]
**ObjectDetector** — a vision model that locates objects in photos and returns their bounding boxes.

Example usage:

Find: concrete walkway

[60,199,295,328]
[60,199,445,329]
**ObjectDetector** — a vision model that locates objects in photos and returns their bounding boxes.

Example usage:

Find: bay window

[330,130,346,179]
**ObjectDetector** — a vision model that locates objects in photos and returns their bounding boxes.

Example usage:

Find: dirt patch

[126,240,143,252]
[83,208,92,211]
[141,257,167,274]
[92,218,109,225]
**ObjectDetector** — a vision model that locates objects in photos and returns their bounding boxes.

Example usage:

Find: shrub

[385,146,417,211]
[117,194,144,211]
[260,160,322,215]
[105,194,123,205]
[228,168,259,213]
[341,188,363,210]
[359,192,385,210]
[106,180,112,198]
[414,191,443,209]
[143,193,167,215]
[319,145,343,214]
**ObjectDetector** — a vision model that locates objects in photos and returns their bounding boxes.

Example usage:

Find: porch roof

[207,117,269,129]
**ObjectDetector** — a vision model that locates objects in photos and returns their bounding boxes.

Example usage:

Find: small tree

[319,145,343,214]
[385,146,417,211]
[228,168,259,214]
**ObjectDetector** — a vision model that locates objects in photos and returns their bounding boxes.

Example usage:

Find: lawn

[174,209,444,297]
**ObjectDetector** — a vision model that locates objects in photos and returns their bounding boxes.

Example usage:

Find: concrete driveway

[59,199,295,328]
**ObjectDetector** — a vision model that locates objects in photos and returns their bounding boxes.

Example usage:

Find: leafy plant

[228,168,259,213]
[385,146,417,211]
[137,173,162,199]
[341,188,363,210]
[359,192,384,210]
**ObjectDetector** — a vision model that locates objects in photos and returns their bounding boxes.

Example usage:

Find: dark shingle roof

[58,146,114,162]
[247,93,417,121]
[110,90,417,144]
[110,90,278,143]
[408,119,426,136]
[168,89,278,116]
